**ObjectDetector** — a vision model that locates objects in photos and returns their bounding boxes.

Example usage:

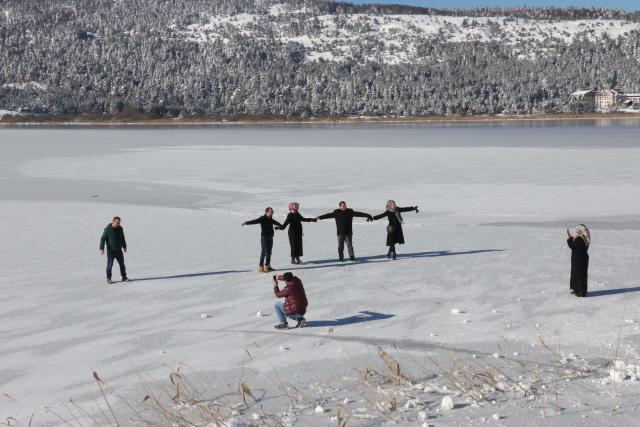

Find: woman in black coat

[372,200,418,260]
[566,224,591,297]
[278,202,317,264]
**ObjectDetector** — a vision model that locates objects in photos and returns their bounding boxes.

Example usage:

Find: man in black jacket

[100,216,128,284]
[243,207,283,272]
[317,201,373,261]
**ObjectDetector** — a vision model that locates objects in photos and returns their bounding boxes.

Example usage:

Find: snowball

[450,308,462,314]
[417,410,427,421]
[256,311,262,317]
[200,313,209,318]
[492,413,501,420]
[314,405,325,414]
[441,396,454,411]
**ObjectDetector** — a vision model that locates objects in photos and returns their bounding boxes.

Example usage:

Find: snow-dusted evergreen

[2,0,640,117]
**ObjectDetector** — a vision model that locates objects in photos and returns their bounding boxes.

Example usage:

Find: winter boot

[295,257,303,265]
[121,277,129,282]
[291,257,297,264]
[257,265,265,273]
[296,317,306,328]
[349,256,355,261]
[107,278,113,284]
[274,322,288,330]
[264,265,274,272]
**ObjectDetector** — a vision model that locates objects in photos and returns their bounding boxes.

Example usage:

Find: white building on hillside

[570,89,640,111]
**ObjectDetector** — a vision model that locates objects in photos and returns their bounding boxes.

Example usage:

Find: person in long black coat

[372,200,418,260]
[278,202,317,265]
[566,224,591,297]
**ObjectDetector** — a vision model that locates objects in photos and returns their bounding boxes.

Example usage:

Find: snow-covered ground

[2,123,640,426]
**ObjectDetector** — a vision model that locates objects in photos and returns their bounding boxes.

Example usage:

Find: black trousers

[337,233,354,259]
[106,249,127,279]
[260,237,273,266]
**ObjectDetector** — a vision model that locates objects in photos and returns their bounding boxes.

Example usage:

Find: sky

[351,1,640,10]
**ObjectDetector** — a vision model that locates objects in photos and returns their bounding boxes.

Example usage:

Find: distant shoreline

[1,112,640,127]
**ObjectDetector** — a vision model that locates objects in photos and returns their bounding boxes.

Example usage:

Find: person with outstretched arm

[316,201,373,261]
[277,201,317,265]
[272,272,308,329]
[243,207,282,273]
[566,224,591,297]
[372,200,419,260]
[99,216,128,284]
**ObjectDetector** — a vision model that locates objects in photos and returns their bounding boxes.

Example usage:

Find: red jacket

[274,277,308,316]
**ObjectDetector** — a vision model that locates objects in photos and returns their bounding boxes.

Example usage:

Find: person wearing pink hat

[277,202,317,264]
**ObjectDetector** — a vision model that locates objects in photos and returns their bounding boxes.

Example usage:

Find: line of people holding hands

[242,200,419,272]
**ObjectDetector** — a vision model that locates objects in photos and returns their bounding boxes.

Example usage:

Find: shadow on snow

[128,249,504,282]
[303,311,395,328]
[131,269,252,282]
[587,286,640,297]
[287,249,505,271]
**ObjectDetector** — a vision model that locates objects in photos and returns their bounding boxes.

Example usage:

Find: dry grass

[9,331,637,426]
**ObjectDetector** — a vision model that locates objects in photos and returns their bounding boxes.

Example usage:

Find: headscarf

[575,224,591,248]
[386,200,403,224]
[288,202,299,212]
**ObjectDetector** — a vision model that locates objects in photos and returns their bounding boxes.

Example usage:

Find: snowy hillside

[180,5,640,64]
[2,0,640,117]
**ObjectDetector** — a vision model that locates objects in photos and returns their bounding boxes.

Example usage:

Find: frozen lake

[2,122,640,426]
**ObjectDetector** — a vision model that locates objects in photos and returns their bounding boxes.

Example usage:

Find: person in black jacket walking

[566,224,591,297]
[243,207,283,272]
[372,200,419,260]
[277,202,317,265]
[316,201,373,261]
[100,216,128,284]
